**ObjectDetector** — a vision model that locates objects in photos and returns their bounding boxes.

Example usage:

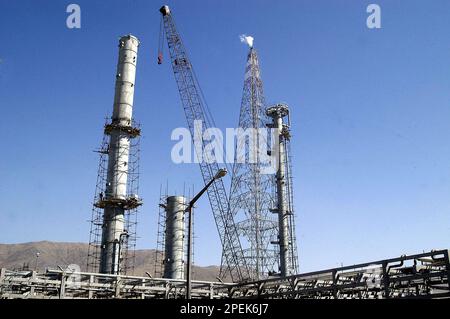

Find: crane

[158,5,249,282]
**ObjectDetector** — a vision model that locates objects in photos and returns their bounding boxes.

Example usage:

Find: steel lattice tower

[228,48,279,280]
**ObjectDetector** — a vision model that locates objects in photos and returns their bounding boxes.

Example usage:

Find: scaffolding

[284,139,299,273]
[87,120,141,275]
[153,188,166,278]
[154,186,195,280]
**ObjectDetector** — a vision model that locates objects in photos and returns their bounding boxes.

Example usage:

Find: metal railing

[1,250,448,299]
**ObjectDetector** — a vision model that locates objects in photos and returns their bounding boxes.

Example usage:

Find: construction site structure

[163,196,187,280]
[154,187,197,280]
[266,103,299,276]
[159,5,250,282]
[1,250,448,299]
[87,35,142,275]
[228,47,279,280]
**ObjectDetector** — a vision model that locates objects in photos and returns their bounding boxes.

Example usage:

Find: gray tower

[266,103,298,276]
[88,35,142,275]
[163,196,186,280]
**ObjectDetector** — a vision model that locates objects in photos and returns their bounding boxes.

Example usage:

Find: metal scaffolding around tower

[87,35,142,275]
[153,188,167,278]
[154,186,196,280]
[87,119,141,275]
[227,47,279,280]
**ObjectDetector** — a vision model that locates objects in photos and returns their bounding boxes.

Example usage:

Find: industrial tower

[228,48,279,280]
[87,35,142,275]
[266,103,299,276]
[154,187,198,281]
[159,195,187,280]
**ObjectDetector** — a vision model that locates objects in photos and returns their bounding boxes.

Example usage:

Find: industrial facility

[0,5,449,299]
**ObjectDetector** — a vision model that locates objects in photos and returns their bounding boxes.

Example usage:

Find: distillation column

[163,196,187,280]
[266,103,291,277]
[99,35,141,275]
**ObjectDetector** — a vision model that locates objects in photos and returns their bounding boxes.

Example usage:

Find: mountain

[0,241,223,282]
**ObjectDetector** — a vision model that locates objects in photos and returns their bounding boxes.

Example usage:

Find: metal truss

[228,48,279,280]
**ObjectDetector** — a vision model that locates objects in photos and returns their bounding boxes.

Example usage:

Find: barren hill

[0,241,222,282]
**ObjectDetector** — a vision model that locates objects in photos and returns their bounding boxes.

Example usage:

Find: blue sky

[0,0,449,272]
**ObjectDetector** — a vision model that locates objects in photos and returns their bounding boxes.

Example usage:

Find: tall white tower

[88,35,142,275]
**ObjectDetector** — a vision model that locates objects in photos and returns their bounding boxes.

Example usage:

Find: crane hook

[158,52,163,65]
[157,16,164,65]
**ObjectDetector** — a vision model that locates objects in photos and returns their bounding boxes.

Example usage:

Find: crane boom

[159,5,249,282]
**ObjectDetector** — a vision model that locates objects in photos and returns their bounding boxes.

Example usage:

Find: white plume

[239,34,254,48]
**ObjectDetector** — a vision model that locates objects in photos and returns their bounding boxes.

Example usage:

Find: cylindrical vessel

[112,35,139,126]
[267,103,291,277]
[100,35,140,275]
[275,115,290,277]
[164,196,186,280]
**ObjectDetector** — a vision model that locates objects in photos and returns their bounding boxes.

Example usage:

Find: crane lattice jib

[159,6,249,282]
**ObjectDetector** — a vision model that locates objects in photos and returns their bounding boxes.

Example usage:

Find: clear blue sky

[0,0,449,272]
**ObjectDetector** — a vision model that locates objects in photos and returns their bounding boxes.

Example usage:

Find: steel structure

[229,249,450,299]
[87,35,142,275]
[0,268,230,299]
[228,48,279,280]
[159,5,249,282]
[154,191,167,278]
[266,103,298,276]
[1,250,448,299]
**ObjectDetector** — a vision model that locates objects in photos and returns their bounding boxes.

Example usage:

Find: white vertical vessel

[99,35,141,275]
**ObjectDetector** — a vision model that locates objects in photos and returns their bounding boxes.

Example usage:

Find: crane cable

[157,16,164,64]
